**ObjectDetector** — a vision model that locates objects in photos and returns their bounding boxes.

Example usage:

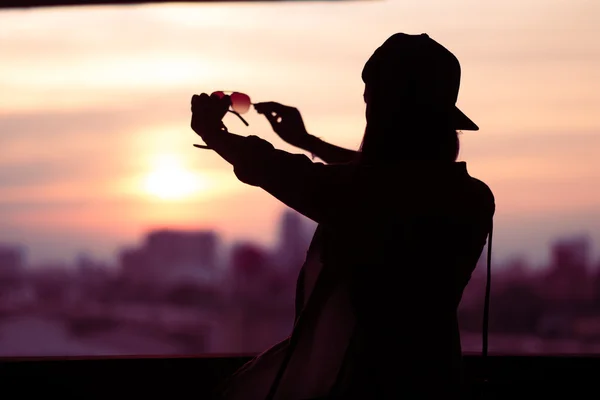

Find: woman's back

[339,161,491,396]
[298,160,495,398]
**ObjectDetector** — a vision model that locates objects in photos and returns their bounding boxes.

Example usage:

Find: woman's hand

[191,93,230,142]
[254,101,313,149]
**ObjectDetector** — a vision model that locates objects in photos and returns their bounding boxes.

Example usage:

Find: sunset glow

[144,155,205,200]
[0,1,599,265]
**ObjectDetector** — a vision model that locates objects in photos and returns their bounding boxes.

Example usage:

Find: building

[120,229,220,286]
[543,235,593,303]
[230,241,269,297]
[0,244,25,285]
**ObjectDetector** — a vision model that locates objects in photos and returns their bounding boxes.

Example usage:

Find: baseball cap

[362,33,479,131]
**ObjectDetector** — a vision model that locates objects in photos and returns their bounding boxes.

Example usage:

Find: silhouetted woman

[191,33,495,400]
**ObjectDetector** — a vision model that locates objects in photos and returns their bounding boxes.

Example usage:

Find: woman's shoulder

[467,174,494,199]
[464,174,496,216]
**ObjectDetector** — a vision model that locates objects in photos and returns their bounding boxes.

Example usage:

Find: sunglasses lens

[211,91,226,99]
[230,92,251,114]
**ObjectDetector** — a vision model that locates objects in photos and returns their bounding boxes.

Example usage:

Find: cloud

[1,0,600,265]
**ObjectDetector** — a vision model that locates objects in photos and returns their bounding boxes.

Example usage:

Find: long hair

[357,92,460,165]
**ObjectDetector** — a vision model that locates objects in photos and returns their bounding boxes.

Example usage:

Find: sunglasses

[194,91,253,150]
[213,91,253,126]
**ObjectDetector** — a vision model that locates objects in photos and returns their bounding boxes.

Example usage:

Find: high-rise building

[545,235,593,303]
[231,242,268,276]
[0,244,24,284]
[551,235,591,273]
[230,242,269,296]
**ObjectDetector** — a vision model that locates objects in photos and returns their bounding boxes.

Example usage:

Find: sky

[1,0,599,267]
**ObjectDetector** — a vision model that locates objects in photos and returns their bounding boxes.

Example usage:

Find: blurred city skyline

[1,0,600,266]
[3,209,600,357]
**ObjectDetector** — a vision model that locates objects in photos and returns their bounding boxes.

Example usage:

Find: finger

[192,93,210,112]
[193,93,227,127]
[261,111,281,128]
[254,101,290,114]
[218,94,231,117]
[207,93,230,119]
[254,101,281,114]
[198,93,210,104]
[191,93,205,104]
[209,92,230,106]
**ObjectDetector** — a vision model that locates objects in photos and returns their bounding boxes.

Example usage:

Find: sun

[144,155,205,200]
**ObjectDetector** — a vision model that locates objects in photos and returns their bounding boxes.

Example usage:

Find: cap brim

[454,106,479,131]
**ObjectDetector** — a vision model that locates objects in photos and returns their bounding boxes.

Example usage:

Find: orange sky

[1,1,599,266]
